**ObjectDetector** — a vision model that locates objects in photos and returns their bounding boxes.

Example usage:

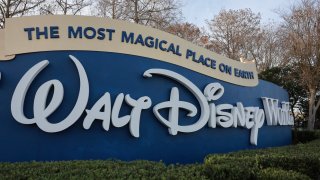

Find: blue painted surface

[0,51,291,163]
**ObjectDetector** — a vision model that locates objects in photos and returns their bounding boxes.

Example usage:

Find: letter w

[261,97,279,125]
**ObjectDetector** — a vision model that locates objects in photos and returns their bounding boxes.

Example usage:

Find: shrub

[292,130,320,144]
[0,139,319,179]
[165,164,208,180]
[256,168,311,180]
[204,139,320,179]
[0,160,209,179]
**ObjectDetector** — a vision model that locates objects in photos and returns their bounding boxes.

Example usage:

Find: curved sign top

[0,15,258,87]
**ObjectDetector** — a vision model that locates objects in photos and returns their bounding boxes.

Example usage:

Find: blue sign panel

[0,51,292,164]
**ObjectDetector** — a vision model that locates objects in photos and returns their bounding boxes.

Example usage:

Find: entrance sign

[0,16,292,163]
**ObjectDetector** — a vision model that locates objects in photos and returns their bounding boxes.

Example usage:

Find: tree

[279,0,320,130]
[206,9,283,72]
[206,9,262,62]
[0,0,44,28]
[94,0,182,29]
[94,0,127,20]
[39,0,91,15]
[316,107,320,128]
[165,22,201,44]
[253,23,284,72]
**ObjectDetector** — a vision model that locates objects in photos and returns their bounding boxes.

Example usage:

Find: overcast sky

[181,0,297,28]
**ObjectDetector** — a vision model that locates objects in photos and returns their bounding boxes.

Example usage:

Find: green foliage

[293,130,320,144]
[256,168,311,180]
[258,67,283,85]
[1,139,320,179]
[205,139,320,179]
[203,155,259,180]
[0,160,208,180]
